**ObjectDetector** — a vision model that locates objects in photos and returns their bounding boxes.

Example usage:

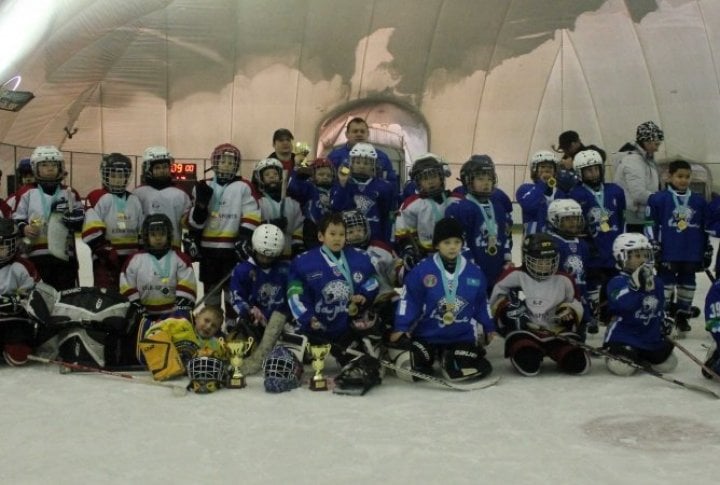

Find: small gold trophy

[309,343,332,391]
[226,338,254,389]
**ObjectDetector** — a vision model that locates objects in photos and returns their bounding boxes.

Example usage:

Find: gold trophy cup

[309,343,332,391]
[226,338,254,389]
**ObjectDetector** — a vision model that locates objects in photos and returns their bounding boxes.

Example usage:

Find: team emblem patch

[423,274,437,288]
[352,271,363,283]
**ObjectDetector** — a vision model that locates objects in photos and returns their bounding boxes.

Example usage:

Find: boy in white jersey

[82,153,144,290]
[0,219,40,365]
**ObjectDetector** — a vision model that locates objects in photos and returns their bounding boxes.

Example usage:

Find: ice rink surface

[2,236,720,484]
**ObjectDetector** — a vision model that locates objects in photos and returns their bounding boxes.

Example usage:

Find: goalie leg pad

[604,343,639,376]
[549,342,590,375]
[138,330,185,381]
[386,339,434,382]
[333,354,382,395]
[440,343,492,381]
[3,343,31,366]
[506,333,544,376]
[650,352,677,373]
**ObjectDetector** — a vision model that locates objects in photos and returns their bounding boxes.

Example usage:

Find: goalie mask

[0,219,19,267]
[547,199,584,238]
[211,143,241,185]
[142,146,173,187]
[187,356,227,394]
[100,153,132,194]
[612,233,653,271]
[142,213,173,257]
[522,233,559,281]
[253,158,283,196]
[342,209,370,247]
[262,345,303,393]
[460,155,496,200]
[30,145,65,184]
[410,154,446,198]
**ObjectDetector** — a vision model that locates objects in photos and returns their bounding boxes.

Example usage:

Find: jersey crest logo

[423,274,437,288]
[352,271,363,283]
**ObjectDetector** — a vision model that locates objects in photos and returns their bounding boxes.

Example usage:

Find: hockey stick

[28,355,188,397]
[193,270,233,316]
[669,338,720,383]
[238,311,286,375]
[706,269,716,284]
[552,334,720,399]
[343,347,500,391]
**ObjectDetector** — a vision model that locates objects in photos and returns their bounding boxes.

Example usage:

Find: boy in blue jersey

[389,217,496,382]
[287,212,379,364]
[569,149,625,329]
[516,150,565,236]
[603,233,677,376]
[703,277,720,379]
[229,224,290,339]
[445,155,513,293]
[645,159,708,336]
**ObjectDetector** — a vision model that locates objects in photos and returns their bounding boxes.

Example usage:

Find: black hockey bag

[27,283,142,368]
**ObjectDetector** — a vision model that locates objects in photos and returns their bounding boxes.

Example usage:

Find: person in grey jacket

[613,121,664,232]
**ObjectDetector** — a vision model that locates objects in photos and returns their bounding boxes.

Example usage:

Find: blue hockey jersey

[516,181,567,235]
[646,187,706,263]
[704,279,720,347]
[230,258,290,320]
[395,254,495,344]
[329,177,397,244]
[604,272,666,351]
[288,246,379,339]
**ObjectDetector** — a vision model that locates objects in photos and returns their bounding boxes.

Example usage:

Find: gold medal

[677,219,687,231]
[599,222,610,232]
[347,302,358,316]
[161,277,169,284]
[442,312,455,325]
[486,244,497,256]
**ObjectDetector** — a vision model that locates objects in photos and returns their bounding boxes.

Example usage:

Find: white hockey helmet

[529,150,558,179]
[142,146,173,183]
[253,158,283,192]
[547,199,584,237]
[30,145,65,183]
[612,233,653,270]
[573,149,604,187]
[252,223,285,258]
[349,142,377,160]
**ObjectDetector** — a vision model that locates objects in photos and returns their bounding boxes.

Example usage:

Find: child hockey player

[389,217,495,381]
[187,144,260,319]
[120,213,197,343]
[82,153,144,290]
[490,233,590,376]
[545,199,594,334]
[569,149,625,330]
[12,145,85,290]
[445,155,513,292]
[229,224,290,340]
[396,154,458,271]
[330,143,396,245]
[0,219,40,365]
[646,159,707,336]
[287,157,335,249]
[132,146,191,249]
[516,150,564,236]
[287,212,379,364]
[194,305,225,356]
[603,233,677,376]
[251,157,304,258]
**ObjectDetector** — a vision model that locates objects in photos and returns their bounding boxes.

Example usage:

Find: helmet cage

[211,144,241,183]
[524,252,560,280]
[342,210,370,246]
[0,222,18,265]
[263,346,303,393]
[101,154,132,194]
[613,233,654,270]
[187,356,227,394]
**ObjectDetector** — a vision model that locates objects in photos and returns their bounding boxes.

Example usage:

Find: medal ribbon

[150,252,172,283]
[671,189,689,220]
[433,253,458,309]
[113,193,127,221]
[320,246,354,294]
[37,185,62,219]
[467,194,497,238]
[428,192,447,222]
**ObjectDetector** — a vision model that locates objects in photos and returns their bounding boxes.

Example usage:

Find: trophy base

[309,377,328,391]
[227,376,247,389]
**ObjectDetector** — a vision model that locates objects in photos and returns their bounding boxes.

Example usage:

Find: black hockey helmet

[460,154,496,199]
[410,153,446,197]
[101,153,132,194]
[522,233,559,281]
[341,209,370,247]
[0,219,19,266]
[142,213,173,257]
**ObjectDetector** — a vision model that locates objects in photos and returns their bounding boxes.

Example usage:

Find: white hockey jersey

[257,194,304,257]
[132,184,191,248]
[82,189,144,256]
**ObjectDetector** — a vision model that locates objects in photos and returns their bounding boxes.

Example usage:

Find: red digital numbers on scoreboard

[170,162,197,180]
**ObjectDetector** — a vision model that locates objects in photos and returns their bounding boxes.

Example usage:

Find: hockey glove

[661,317,674,337]
[96,244,120,269]
[182,233,201,261]
[704,242,714,270]
[234,238,252,261]
[194,181,214,208]
[554,303,580,331]
[630,263,655,292]
[0,295,21,315]
[62,208,85,231]
[401,245,419,271]
[50,200,70,213]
